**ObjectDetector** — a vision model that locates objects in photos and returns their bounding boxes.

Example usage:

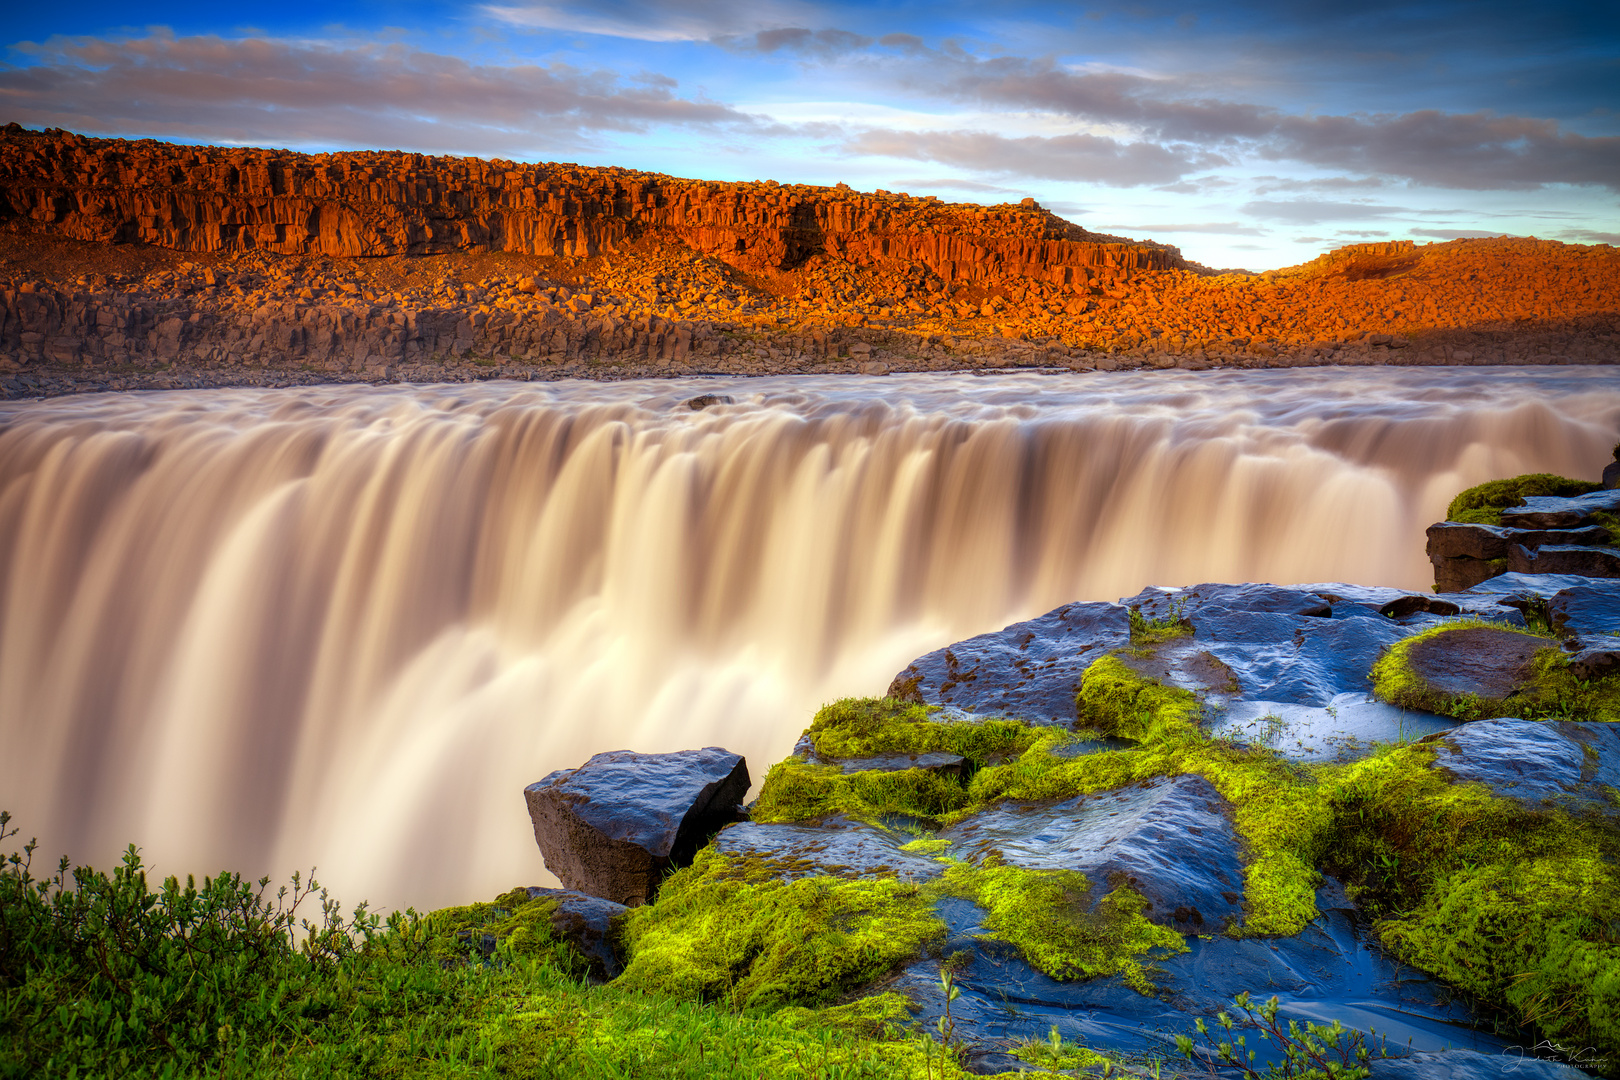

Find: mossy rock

[1446,472,1602,526]
[1372,621,1620,722]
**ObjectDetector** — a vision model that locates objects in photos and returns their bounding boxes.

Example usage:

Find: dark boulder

[886,601,1130,725]
[1548,580,1620,634]
[524,747,749,905]
[1426,522,1610,561]
[684,393,735,410]
[1508,543,1620,578]
[1569,637,1620,680]
[521,887,628,979]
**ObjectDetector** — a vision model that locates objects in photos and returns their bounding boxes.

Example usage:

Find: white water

[1,367,1616,911]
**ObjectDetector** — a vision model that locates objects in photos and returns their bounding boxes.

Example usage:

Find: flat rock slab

[887,601,1130,725]
[942,774,1245,932]
[521,887,628,979]
[1404,627,1548,700]
[524,747,749,905]
[1121,581,1332,622]
[1548,581,1620,634]
[1211,694,1456,762]
[1513,544,1620,578]
[1433,719,1620,811]
[710,817,945,881]
[1500,488,1620,529]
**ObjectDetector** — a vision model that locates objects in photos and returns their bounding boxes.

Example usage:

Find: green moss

[417,887,596,974]
[1075,654,1203,740]
[772,992,916,1036]
[808,696,1040,762]
[1323,742,1620,1071]
[751,758,974,826]
[1518,646,1620,722]
[940,861,1186,992]
[615,848,946,1009]
[1370,620,1620,721]
[1445,472,1601,526]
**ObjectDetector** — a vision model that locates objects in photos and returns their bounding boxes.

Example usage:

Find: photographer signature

[1501,1039,1610,1072]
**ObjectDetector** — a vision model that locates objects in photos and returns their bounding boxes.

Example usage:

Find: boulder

[521,887,629,979]
[524,747,749,905]
[1426,522,1611,561]
[1547,580,1620,634]
[1508,543,1620,577]
[1569,637,1620,680]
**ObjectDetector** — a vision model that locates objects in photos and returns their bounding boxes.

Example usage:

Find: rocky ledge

[1428,468,1620,591]
[507,567,1619,1078]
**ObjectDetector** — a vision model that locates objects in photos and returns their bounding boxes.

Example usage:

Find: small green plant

[1129,598,1192,647]
[1174,991,1385,1078]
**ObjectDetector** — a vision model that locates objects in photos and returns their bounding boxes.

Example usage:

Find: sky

[2,0,1617,270]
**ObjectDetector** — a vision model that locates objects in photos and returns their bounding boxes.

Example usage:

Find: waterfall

[2,367,1616,911]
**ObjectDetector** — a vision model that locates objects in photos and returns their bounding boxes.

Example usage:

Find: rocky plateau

[1,123,1617,399]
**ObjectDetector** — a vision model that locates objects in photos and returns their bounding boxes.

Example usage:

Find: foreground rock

[524,747,748,905]
[523,574,1620,1077]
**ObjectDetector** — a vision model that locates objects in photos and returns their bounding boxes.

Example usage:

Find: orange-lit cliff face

[1,125,1616,393]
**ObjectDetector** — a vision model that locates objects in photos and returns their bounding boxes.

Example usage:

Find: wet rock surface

[711,817,945,882]
[530,574,1620,1074]
[523,746,748,905]
[942,774,1246,933]
[887,601,1131,725]
[1433,719,1620,810]
[895,881,1517,1072]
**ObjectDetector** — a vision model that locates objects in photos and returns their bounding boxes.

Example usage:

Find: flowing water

[2,366,1617,911]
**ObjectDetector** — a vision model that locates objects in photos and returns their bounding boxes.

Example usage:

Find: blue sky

[3,0,1616,269]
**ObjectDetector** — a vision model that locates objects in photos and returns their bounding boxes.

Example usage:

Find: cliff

[0,123,1178,285]
[1,125,1617,396]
